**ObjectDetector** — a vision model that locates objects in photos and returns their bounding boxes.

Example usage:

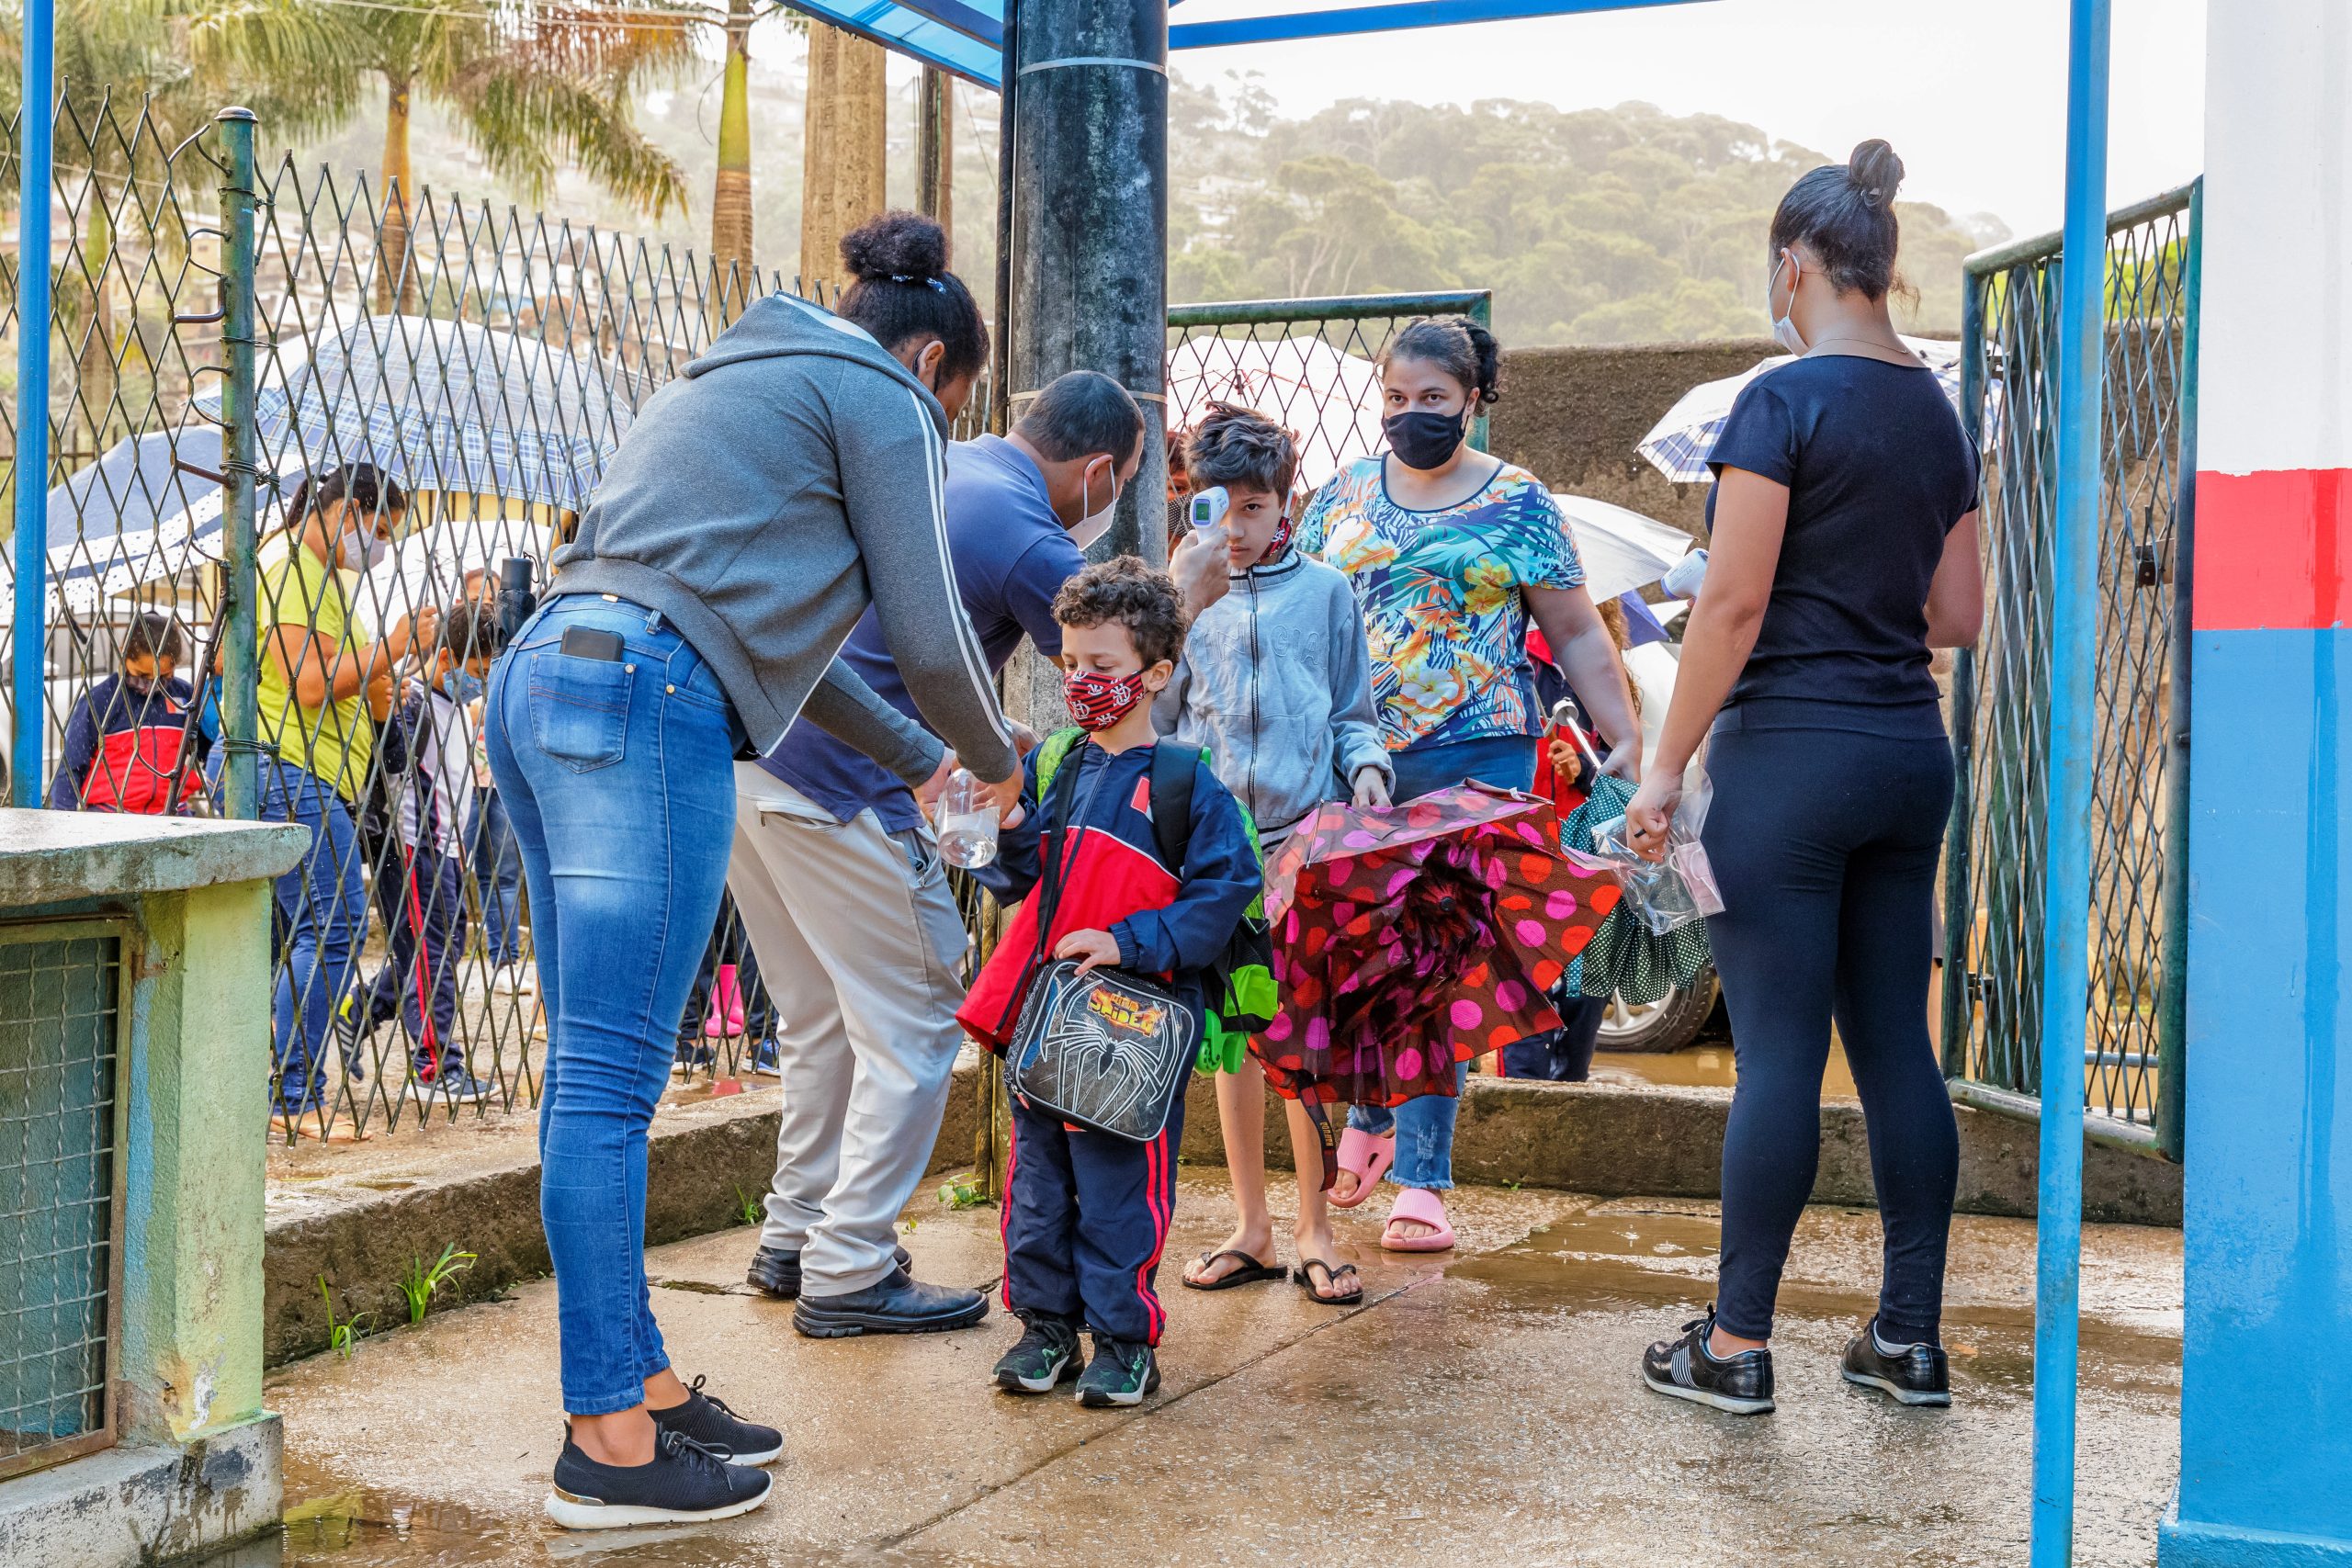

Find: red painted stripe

[2194,468,2351,631]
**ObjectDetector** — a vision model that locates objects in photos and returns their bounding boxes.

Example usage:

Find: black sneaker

[414,1068,494,1106]
[648,1375,785,1464]
[745,1242,910,1301]
[794,1267,988,1338]
[1074,1336,1159,1408]
[543,1427,772,1531]
[1641,1309,1775,1415]
[992,1314,1083,1395]
[1841,1317,1952,1407]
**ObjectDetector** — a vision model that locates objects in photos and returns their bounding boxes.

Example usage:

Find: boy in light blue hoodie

[1156,406,1393,1306]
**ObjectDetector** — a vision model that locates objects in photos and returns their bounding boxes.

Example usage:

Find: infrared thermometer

[1188,487,1230,536]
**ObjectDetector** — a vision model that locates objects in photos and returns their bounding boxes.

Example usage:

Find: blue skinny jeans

[261,755,368,1115]
[484,595,737,1416]
[1347,732,1539,1190]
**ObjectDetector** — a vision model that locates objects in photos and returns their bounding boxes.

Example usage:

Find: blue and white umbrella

[1636,336,1966,484]
[197,312,650,514]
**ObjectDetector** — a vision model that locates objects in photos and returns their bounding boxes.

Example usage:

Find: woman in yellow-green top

[257,462,437,1136]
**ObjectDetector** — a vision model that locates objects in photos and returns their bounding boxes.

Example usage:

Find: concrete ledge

[0,810,305,901]
[263,1062,2177,1368]
[2162,1498,2352,1566]
[0,1416,281,1568]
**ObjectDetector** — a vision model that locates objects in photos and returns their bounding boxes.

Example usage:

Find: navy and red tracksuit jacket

[960,738,1261,1047]
[962,738,1259,1345]
[47,674,209,814]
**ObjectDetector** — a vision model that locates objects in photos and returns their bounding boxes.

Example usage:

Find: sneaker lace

[683,1374,744,1420]
[658,1427,732,1477]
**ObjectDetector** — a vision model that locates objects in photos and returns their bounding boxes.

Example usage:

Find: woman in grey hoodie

[483,214,1019,1529]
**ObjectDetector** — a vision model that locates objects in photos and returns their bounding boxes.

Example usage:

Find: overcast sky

[1162,0,2210,237]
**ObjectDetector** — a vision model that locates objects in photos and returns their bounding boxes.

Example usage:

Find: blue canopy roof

[790,0,1709,89]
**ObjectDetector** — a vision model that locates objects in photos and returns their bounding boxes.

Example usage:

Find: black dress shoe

[1641,1307,1775,1415]
[792,1266,989,1338]
[746,1242,912,1300]
[648,1374,785,1464]
[1841,1317,1952,1407]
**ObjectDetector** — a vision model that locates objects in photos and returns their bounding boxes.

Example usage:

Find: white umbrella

[1164,334,1386,491]
[1554,494,1697,603]
[350,516,555,640]
[1636,336,1967,483]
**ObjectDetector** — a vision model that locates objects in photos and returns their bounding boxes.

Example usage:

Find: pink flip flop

[1381,1188,1456,1253]
[1329,1128,1394,1210]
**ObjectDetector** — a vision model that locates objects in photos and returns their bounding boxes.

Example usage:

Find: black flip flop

[1294,1258,1363,1304]
[1182,1249,1286,1292]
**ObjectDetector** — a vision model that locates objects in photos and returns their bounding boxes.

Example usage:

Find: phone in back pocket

[560,626,625,662]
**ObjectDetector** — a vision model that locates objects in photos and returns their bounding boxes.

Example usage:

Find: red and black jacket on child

[1525,626,1597,818]
[47,674,209,814]
[959,737,1261,1049]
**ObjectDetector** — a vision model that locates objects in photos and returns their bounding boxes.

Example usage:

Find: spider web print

[1012,969,1195,1141]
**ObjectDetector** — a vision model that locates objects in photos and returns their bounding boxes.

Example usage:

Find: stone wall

[1486,337,1777,537]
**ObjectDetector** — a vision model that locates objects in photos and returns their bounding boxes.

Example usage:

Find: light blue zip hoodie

[1155,550,1394,844]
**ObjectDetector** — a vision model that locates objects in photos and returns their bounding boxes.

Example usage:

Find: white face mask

[1769,252,1808,356]
[1069,461,1120,552]
[340,520,390,572]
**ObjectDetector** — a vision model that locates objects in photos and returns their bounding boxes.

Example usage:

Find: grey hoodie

[551,292,1014,785]
[1155,550,1394,843]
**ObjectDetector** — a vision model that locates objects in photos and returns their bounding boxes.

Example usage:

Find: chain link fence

[11,92,1492,1142]
[1941,183,2200,1156]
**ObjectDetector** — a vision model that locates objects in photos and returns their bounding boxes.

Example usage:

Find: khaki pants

[727,765,971,1295]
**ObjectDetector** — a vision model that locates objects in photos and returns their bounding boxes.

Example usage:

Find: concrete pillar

[797,21,890,300]
[1005,0,1169,571]
[997,0,1170,736]
[0,815,305,1567]
[2160,1,2352,1562]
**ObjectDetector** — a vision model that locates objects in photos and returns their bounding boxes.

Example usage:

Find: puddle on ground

[1581,1041,1858,1097]
[350,1179,421,1192]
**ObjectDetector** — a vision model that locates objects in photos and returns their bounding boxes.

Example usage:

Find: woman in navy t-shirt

[1626,140,1985,1416]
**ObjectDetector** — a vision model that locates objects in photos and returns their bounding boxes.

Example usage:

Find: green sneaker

[1074,1336,1159,1408]
[992,1314,1083,1394]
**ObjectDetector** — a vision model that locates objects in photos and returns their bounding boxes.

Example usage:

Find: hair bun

[1847,140,1905,209]
[840,209,949,286]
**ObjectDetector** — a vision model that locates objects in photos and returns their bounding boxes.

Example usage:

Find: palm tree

[184,0,696,311]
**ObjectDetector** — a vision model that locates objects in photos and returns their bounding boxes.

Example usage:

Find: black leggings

[1702,720,1958,1344]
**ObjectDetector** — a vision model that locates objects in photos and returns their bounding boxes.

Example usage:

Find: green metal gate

[1941,183,2200,1158]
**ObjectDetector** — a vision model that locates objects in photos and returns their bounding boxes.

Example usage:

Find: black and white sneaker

[1074,1336,1159,1408]
[1841,1317,1951,1407]
[1641,1309,1775,1416]
[543,1427,772,1531]
[648,1376,786,1464]
[992,1313,1084,1394]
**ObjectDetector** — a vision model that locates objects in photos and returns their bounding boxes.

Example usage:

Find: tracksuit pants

[1002,1069,1187,1346]
[358,847,469,1078]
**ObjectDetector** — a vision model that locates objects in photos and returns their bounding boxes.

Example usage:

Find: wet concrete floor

[222,1173,2180,1568]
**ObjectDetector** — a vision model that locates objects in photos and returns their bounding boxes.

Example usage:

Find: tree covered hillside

[1169,75,2008,344]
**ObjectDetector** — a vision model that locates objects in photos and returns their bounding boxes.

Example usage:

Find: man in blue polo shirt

[730,370,1146,1336]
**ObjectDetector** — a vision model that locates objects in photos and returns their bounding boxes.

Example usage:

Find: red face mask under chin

[1064,669,1148,730]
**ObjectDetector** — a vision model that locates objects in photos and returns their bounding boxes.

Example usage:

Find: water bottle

[936,769,1000,869]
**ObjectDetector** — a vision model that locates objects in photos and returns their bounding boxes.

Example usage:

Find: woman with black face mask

[1293,315,1640,1252]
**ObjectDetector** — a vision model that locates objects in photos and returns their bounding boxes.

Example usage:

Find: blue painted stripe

[2177,628,2352,1550]
[13,0,54,806]
[1171,0,1711,51]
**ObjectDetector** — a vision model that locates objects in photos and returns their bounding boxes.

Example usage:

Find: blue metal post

[2032,0,2110,1562]
[10,0,54,807]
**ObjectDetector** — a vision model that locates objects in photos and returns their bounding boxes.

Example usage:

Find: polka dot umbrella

[1256,785,1623,1111]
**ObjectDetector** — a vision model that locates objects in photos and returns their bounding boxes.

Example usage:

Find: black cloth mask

[1383,409,1470,470]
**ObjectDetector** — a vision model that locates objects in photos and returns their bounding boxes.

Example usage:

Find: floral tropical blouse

[1297,456,1584,751]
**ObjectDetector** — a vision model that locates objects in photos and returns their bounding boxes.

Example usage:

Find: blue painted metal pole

[10,0,54,807]
[2031,0,2110,1562]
